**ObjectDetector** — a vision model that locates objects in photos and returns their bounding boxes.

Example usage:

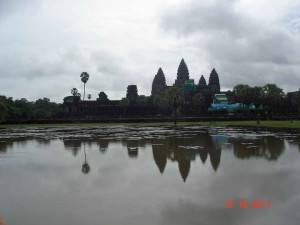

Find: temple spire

[174,58,189,88]
[208,68,220,94]
[198,75,207,90]
[151,67,166,96]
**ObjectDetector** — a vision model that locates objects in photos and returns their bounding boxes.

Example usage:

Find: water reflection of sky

[0,126,299,225]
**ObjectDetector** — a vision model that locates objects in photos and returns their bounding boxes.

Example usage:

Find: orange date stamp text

[226,199,271,209]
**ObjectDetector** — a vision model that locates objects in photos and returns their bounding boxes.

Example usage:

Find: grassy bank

[197,120,300,128]
[0,120,299,129]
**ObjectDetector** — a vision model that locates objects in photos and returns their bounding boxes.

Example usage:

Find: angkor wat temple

[61,59,230,117]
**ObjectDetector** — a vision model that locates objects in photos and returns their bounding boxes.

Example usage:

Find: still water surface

[0,125,299,225]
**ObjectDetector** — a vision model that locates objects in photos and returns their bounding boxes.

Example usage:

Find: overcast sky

[0,0,299,103]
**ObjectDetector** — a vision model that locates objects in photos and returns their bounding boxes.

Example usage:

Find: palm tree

[166,87,183,112]
[166,87,183,125]
[81,142,90,174]
[71,88,78,96]
[87,94,91,101]
[80,72,89,101]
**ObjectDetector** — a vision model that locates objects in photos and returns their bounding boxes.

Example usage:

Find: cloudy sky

[0,0,300,102]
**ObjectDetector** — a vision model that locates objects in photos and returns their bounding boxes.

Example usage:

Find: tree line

[116,83,300,117]
[233,84,300,117]
[0,71,92,122]
[0,96,59,122]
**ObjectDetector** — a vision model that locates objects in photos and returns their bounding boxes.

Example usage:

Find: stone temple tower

[151,67,166,97]
[174,58,189,88]
[208,68,220,94]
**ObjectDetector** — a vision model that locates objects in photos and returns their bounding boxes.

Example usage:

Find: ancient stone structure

[198,75,207,91]
[208,68,221,94]
[61,59,223,117]
[151,68,166,97]
[98,91,109,103]
[174,59,189,88]
[126,85,138,103]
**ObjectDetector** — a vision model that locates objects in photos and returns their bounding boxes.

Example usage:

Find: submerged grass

[0,120,299,129]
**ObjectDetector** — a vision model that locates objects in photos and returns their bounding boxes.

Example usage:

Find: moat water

[0,125,299,225]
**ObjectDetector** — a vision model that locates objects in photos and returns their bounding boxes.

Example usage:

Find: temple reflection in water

[0,127,296,182]
[59,130,289,181]
[0,126,299,225]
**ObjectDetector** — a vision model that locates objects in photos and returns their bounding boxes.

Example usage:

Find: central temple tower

[174,58,189,88]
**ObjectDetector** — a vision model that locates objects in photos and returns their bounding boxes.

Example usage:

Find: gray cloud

[86,51,135,99]
[0,0,171,102]
[162,0,250,38]
[161,0,300,92]
[0,0,299,103]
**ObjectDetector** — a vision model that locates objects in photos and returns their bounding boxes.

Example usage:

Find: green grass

[0,120,299,129]
[194,120,300,128]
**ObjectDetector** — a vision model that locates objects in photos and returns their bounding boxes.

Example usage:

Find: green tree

[153,93,169,114]
[154,87,184,115]
[233,84,254,116]
[34,98,59,118]
[192,92,205,114]
[291,89,300,112]
[0,96,59,120]
[262,84,285,117]
[200,88,214,111]
[14,98,34,119]
[80,72,89,101]
[252,86,263,108]
[251,86,263,123]
[0,96,21,119]
[233,84,253,103]
[137,95,147,107]
[0,100,7,122]
[166,87,183,108]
